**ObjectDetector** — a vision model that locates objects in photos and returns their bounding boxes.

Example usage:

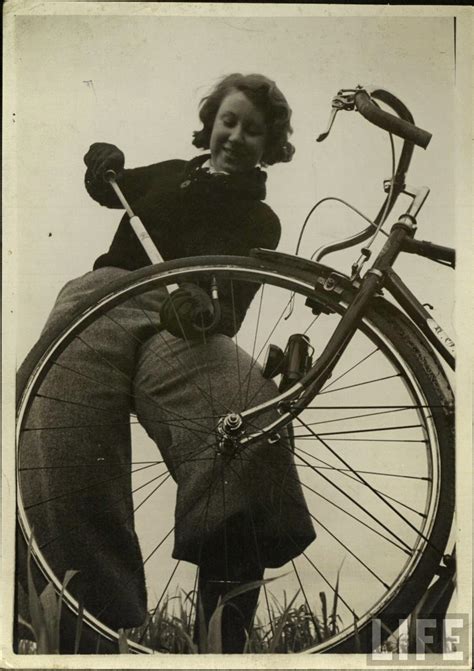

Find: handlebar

[314,86,432,263]
[354,88,432,149]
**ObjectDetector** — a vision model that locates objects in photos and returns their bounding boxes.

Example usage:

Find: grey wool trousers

[19,267,315,631]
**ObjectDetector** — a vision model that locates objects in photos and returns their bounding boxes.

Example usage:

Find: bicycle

[15,85,455,654]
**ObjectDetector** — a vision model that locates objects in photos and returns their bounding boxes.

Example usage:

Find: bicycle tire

[16,254,455,654]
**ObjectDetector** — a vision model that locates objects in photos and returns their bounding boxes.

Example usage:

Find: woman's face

[209,89,267,173]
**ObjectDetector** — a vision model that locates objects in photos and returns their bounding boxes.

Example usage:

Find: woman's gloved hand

[84,143,125,181]
[160,283,216,340]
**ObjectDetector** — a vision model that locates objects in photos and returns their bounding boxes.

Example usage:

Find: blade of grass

[118,628,129,653]
[55,569,79,652]
[268,590,300,653]
[26,531,49,653]
[207,596,224,654]
[353,612,361,653]
[320,591,329,639]
[331,559,345,636]
[73,599,84,654]
[179,628,198,653]
[39,582,58,653]
[197,595,208,654]
[17,615,35,638]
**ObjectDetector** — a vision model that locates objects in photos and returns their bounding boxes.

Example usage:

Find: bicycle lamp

[262,334,314,392]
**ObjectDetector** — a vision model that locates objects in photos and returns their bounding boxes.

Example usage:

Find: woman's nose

[229,124,244,143]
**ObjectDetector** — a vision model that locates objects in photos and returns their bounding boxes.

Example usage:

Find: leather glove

[160,283,216,340]
[84,142,125,181]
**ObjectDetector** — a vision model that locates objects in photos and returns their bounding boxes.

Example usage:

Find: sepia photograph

[2,3,471,668]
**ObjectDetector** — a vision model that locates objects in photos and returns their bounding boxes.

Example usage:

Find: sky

[6,5,468,644]
[11,12,457,363]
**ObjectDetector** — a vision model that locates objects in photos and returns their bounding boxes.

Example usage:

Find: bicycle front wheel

[16,254,454,654]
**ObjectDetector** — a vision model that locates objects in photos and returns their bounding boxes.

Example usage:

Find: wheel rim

[16,261,451,653]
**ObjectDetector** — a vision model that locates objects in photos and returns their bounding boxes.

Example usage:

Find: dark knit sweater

[85,154,281,335]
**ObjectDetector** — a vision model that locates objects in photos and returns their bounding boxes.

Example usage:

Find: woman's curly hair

[192,73,295,166]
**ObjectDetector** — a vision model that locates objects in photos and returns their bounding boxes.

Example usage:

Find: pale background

[6,6,470,665]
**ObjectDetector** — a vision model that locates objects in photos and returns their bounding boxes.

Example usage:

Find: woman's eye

[221,115,236,128]
[247,127,264,137]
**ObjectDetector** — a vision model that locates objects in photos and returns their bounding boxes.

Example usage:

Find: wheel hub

[217,412,243,456]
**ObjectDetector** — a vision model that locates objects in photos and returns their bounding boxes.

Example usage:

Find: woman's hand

[84,143,125,181]
[160,283,216,340]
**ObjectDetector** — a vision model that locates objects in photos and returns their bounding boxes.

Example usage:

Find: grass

[19,568,343,654]
[19,556,456,656]
[21,542,452,655]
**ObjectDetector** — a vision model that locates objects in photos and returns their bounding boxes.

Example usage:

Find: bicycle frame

[240,212,455,445]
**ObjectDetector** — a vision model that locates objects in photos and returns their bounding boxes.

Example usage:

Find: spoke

[318,374,401,395]
[24,461,163,511]
[38,468,170,551]
[137,560,181,646]
[296,475,410,552]
[26,430,219,513]
[234,447,381,602]
[301,406,409,428]
[245,283,265,407]
[308,423,423,437]
[235,313,320,414]
[21,414,218,435]
[195,450,220,571]
[92,459,226,623]
[130,296,225,416]
[78,330,222,434]
[133,473,173,513]
[224,455,360,623]
[50,359,211,442]
[27,391,221,424]
[295,416,444,557]
[19,460,165,471]
[314,438,427,443]
[303,313,321,337]
[305,405,447,410]
[232,453,274,634]
[230,280,243,410]
[237,451,411,552]
[271,436,413,553]
[291,559,322,638]
[293,461,430,482]
[249,292,295,366]
[129,293,227,417]
[321,347,379,392]
[294,444,428,516]
[200,321,220,442]
[34,392,125,415]
[229,292,297,410]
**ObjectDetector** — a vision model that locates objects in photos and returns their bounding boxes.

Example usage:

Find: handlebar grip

[401,238,455,267]
[354,90,432,149]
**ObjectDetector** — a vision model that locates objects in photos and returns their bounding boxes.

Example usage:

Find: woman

[18,73,315,653]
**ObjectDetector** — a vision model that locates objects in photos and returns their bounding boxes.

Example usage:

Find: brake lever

[316,89,357,143]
